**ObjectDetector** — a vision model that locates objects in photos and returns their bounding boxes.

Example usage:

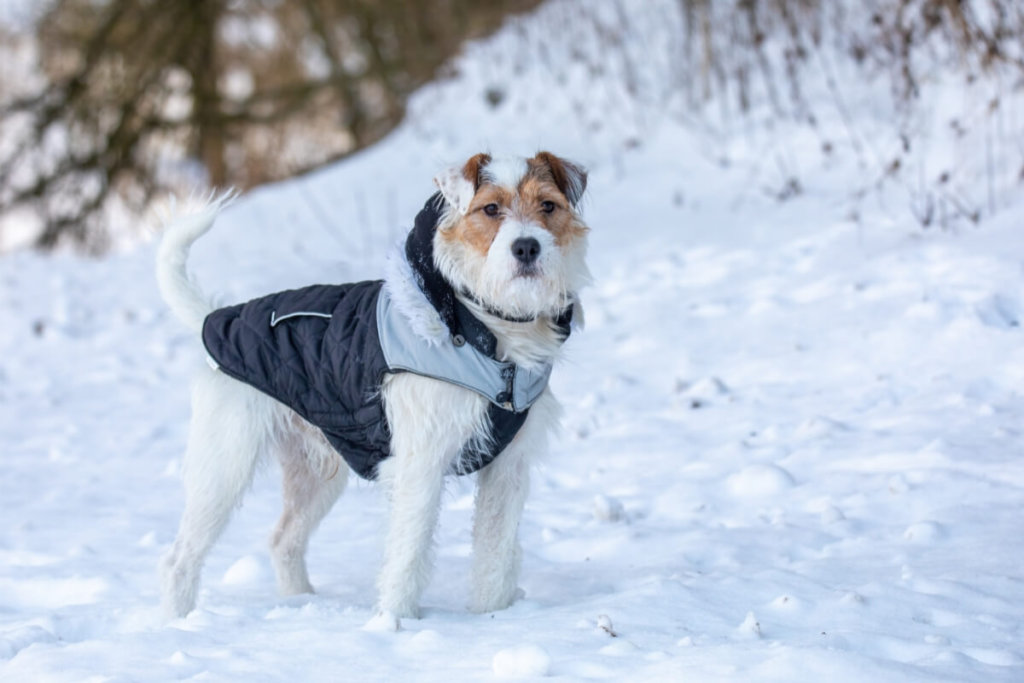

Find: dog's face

[432,152,591,319]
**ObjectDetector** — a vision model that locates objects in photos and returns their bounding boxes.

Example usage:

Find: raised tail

[156,192,236,333]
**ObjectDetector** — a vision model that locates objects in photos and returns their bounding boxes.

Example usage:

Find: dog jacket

[201,195,572,480]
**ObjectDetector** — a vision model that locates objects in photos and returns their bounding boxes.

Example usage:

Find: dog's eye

[483,203,500,217]
[541,200,556,214]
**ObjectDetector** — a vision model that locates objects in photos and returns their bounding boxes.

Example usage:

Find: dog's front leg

[375,376,483,620]
[469,445,530,613]
[469,391,558,613]
[374,450,447,619]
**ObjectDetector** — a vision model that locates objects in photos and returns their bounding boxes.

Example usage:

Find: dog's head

[432,152,591,321]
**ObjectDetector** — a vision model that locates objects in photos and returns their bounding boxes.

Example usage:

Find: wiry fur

[157,153,590,627]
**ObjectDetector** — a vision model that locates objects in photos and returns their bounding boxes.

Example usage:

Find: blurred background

[1,0,1021,253]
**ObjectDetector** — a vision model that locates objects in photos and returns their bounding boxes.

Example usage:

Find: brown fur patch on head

[439,184,512,257]
[529,152,588,207]
[515,175,589,247]
[462,153,493,191]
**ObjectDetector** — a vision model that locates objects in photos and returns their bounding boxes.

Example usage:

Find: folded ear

[533,151,587,208]
[433,153,492,218]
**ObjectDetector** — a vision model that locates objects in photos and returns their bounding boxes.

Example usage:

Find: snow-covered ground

[2,0,1024,680]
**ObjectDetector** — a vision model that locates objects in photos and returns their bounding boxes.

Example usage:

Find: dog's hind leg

[160,372,275,618]
[469,390,559,613]
[269,426,348,596]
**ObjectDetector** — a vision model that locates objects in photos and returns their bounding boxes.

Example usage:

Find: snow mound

[363,610,401,633]
[492,644,552,678]
[0,625,57,660]
[599,639,640,656]
[736,612,762,640]
[220,555,268,587]
[726,464,796,497]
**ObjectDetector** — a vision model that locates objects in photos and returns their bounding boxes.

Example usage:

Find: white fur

[382,243,449,346]
[157,157,589,625]
[155,191,235,333]
[481,156,529,189]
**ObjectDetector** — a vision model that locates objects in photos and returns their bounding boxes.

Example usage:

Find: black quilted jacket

[200,196,556,480]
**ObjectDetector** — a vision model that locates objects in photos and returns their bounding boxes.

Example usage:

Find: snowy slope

[3,0,1024,680]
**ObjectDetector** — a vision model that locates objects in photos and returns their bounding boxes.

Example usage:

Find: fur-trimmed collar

[383,246,448,347]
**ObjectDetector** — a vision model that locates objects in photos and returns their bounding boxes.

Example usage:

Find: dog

[156,152,591,625]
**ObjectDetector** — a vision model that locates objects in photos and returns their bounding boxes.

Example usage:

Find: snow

[3,0,1024,680]
[492,644,552,678]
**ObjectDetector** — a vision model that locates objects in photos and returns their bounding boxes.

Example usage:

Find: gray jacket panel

[376,288,552,413]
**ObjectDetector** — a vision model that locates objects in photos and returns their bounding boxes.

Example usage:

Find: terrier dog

[157,152,591,625]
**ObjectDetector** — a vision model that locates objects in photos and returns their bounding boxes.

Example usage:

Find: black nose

[511,237,541,265]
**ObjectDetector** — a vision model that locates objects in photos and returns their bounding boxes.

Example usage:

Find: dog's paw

[374,592,422,620]
[363,610,402,632]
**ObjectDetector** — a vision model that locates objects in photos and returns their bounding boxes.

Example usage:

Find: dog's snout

[511,237,541,265]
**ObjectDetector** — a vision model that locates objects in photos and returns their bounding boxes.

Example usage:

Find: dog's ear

[434,153,492,218]
[533,151,587,208]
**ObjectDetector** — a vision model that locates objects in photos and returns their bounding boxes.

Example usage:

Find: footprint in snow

[975,294,1021,329]
[675,376,730,409]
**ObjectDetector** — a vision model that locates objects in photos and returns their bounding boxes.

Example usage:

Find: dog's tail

[156,192,236,333]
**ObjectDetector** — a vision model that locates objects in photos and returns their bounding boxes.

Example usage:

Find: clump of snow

[137,531,158,548]
[363,610,401,633]
[406,629,445,651]
[492,644,552,678]
[592,495,625,523]
[220,555,268,587]
[726,464,796,497]
[736,612,762,640]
